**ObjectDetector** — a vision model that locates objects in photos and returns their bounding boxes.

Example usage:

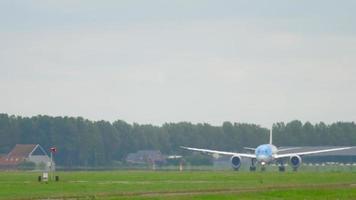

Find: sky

[1,0,356,127]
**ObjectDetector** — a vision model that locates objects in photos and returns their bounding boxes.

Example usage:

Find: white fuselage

[255,144,278,165]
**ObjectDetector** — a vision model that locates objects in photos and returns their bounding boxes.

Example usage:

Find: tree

[0,113,355,167]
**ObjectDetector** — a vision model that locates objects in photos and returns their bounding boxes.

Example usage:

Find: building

[0,144,52,170]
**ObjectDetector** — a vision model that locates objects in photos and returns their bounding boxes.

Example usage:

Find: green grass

[0,170,356,199]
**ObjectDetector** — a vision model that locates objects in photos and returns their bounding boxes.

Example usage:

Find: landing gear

[249,158,257,171]
[260,162,267,171]
[278,166,285,172]
[250,166,256,171]
[278,160,285,172]
[261,166,266,171]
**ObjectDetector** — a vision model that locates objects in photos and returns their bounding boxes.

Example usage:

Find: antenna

[269,128,273,144]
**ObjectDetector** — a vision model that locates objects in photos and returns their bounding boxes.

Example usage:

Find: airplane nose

[256,155,268,162]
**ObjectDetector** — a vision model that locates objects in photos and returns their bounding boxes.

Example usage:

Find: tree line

[0,114,355,166]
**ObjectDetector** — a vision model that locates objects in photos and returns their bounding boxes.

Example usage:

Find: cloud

[1,2,356,126]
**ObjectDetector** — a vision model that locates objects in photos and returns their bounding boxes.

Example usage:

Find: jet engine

[289,155,302,169]
[231,155,242,170]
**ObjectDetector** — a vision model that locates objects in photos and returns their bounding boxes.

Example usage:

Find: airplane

[181,129,352,171]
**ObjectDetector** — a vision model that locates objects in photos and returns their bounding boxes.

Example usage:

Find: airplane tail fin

[269,128,273,144]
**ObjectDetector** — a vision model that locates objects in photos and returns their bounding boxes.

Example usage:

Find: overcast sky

[1,0,356,127]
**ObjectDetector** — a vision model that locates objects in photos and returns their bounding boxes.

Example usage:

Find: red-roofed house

[0,144,52,170]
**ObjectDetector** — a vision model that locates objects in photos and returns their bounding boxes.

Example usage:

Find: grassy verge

[0,170,355,199]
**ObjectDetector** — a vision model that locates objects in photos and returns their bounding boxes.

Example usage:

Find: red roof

[7,144,37,157]
[0,144,38,166]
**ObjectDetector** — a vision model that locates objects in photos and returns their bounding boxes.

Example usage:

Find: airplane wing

[180,146,256,158]
[277,147,301,152]
[275,147,352,159]
[243,147,255,151]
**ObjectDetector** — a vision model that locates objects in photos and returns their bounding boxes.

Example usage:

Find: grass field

[1,170,356,199]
